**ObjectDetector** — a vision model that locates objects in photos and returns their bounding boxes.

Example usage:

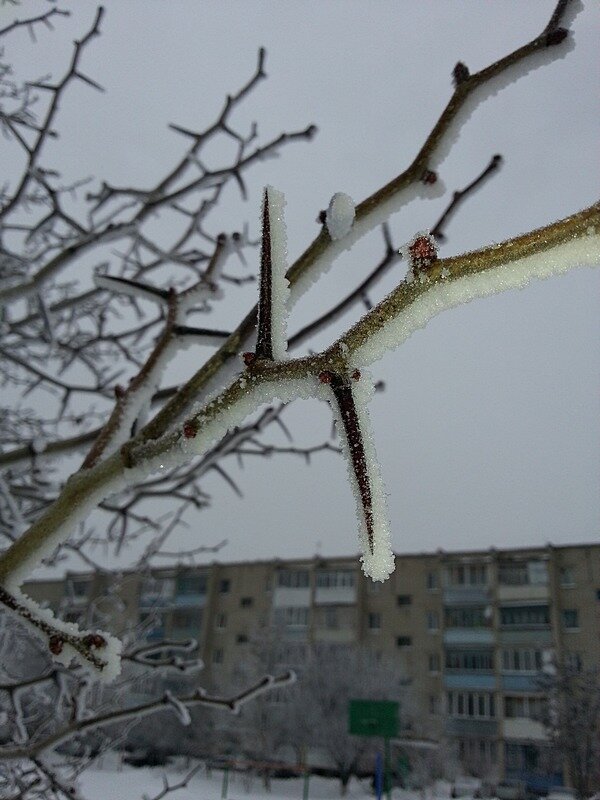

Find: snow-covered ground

[78,758,441,800]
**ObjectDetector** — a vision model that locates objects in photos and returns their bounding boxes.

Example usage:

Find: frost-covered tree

[287,644,407,795]
[538,663,600,797]
[0,1,599,797]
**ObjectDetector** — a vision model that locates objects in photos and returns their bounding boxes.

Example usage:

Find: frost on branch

[164,690,191,726]
[318,370,394,582]
[353,225,600,369]
[254,185,289,361]
[400,230,439,284]
[325,192,355,241]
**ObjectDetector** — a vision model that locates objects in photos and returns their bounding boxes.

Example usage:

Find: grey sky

[14,0,599,574]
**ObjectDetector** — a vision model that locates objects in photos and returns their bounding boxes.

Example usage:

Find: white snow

[4,586,122,683]
[78,762,464,800]
[351,230,600,368]
[264,185,290,360]
[325,192,355,241]
[292,179,444,301]
[317,374,394,583]
[164,690,192,726]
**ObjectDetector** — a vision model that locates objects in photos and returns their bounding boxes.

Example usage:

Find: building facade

[25,542,600,788]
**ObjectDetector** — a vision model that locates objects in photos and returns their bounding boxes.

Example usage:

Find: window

[277,569,309,588]
[596,589,600,602]
[177,573,207,595]
[501,648,543,672]
[274,607,309,628]
[429,694,438,715]
[396,636,412,647]
[458,738,497,765]
[428,653,441,673]
[562,609,579,630]
[368,612,381,631]
[500,605,550,627]
[172,609,199,630]
[445,606,488,628]
[68,579,89,598]
[498,560,548,586]
[447,563,487,586]
[505,742,546,771]
[426,611,439,631]
[240,597,253,608]
[447,691,495,719]
[446,650,494,671]
[215,613,227,630]
[560,567,575,587]
[504,695,545,720]
[564,651,582,671]
[316,570,355,588]
[426,571,439,591]
[397,594,412,606]
[324,608,339,630]
[219,579,230,593]
[236,634,248,644]
[140,576,175,600]
[212,648,223,664]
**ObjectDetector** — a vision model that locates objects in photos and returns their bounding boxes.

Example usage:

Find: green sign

[348,699,399,738]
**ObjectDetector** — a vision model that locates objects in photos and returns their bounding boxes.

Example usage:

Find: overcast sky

[12,1,599,574]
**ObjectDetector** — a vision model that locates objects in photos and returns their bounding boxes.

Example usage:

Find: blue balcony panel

[501,673,541,692]
[444,672,497,691]
[173,593,207,608]
[139,595,173,609]
[505,769,563,792]
[443,629,494,646]
[446,718,498,737]
[443,587,491,605]
[146,628,165,642]
[498,630,553,646]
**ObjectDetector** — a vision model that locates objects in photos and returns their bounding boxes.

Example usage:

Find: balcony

[446,718,498,737]
[273,587,311,608]
[443,628,494,646]
[139,592,174,608]
[443,587,490,605]
[501,674,541,692]
[498,584,549,602]
[314,627,356,644]
[172,592,207,609]
[499,629,553,646]
[314,585,357,605]
[503,718,548,742]
[444,672,496,691]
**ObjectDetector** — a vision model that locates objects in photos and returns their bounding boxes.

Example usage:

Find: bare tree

[0,1,598,797]
[538,663,600,798]
[287,644,407,795]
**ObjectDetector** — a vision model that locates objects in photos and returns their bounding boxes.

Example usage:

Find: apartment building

[25,542,600,789]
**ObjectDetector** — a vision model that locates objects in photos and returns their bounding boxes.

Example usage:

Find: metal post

[221,766,229,799]
[375,751,383,800]
[384,737,391,800]
[303,769,310,800]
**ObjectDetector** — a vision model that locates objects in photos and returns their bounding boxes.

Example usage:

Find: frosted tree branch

[0,0,596,684]
[0,670,295,760]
